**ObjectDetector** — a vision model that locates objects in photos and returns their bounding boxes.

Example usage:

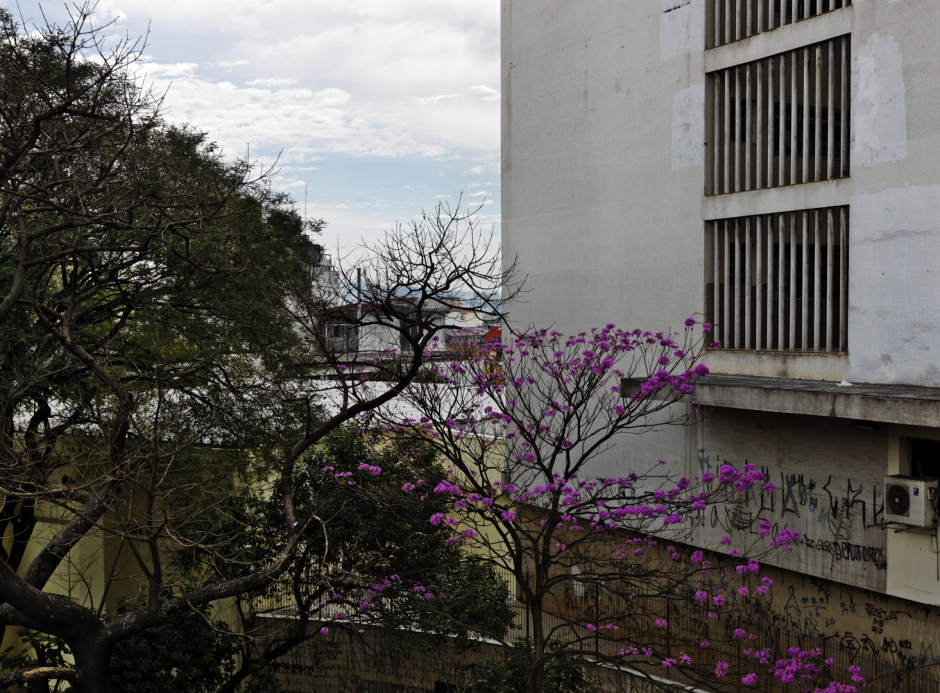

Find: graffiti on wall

[693,451,887,572]
[764,570,940,672]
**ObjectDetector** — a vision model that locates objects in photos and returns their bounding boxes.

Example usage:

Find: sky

[14,0,501,257]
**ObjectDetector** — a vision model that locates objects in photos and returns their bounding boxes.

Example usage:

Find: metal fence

[503,568,940,693]
[254,567,939,693]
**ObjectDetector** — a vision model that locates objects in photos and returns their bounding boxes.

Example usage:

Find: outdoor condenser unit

[884,475,938,527]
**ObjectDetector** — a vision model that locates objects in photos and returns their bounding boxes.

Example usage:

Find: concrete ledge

[693,374,940,427]
[703,349,848,381]
[703,178,853,221]
[705,6,853,72]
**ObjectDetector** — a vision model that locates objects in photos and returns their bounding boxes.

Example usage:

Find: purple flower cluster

[770,528,803,551]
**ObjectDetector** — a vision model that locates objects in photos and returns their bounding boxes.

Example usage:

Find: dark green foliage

[107,606,243,693]
[459,639,600,693]
[0,632,71,692]
[198,427,516,681]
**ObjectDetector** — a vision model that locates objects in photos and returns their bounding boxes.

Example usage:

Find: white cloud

[22,0,503,254]
[143,66,465,158]
[76,0,501,158]
[142,62,200,78]
[272,176,309,189]
[214,59,251,69]
[468,190,490,197]
[470,84,500,102]
[413,94,461,106]
[246,77,298,88]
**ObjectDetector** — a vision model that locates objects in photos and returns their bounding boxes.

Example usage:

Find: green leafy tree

[0,5,514,690]
[99,606,243,693]
[460,639,599,693]
[205,427,516,691]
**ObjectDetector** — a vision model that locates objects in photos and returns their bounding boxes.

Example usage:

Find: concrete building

[502,0,940,668]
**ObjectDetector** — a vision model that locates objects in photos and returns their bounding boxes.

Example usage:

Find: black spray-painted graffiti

[798,536,888,569]
[773,575,936,669]
[696,451,886,570]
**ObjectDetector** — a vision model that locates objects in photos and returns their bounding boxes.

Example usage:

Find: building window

[707,36,850,195]
[705,206,848,352]
[708,0,852,49]
[905,438,940,480]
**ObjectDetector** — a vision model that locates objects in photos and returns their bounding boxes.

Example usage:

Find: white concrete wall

[696,409,890,593]
[502,0,706,340]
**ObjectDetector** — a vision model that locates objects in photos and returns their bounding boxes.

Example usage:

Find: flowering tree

[320,321,873,693]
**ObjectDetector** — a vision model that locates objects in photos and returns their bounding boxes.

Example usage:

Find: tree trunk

[529,602,545,693]
[0,498,38,647]
[68,636,114,693]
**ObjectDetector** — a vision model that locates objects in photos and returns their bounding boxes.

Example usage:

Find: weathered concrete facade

[502,0,940,628]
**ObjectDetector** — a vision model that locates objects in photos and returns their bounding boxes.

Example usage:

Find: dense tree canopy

[0,5,514,691]
[203,427,515,690]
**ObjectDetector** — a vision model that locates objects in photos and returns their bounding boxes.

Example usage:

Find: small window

[907,438,940,480]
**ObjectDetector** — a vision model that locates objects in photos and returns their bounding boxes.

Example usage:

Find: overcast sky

[15,0,501,255]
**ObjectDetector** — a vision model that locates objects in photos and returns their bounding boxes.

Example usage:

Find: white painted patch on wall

[852,34,908,167]
[671,83,706,170]
[660,0,705,62]
[848,184,940,386]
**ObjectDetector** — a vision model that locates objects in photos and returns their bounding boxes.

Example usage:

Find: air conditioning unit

[884,476,938,527]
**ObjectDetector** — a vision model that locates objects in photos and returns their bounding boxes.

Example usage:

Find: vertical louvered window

[708,36,849,195]
[709,0,852,49]
[705,207,848,353]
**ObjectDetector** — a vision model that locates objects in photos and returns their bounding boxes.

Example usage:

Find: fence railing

[254,567,939,693]
[503,570,940,693]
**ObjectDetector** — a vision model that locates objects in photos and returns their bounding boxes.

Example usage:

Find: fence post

[666,600,672,658]
[595,583,599,655]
